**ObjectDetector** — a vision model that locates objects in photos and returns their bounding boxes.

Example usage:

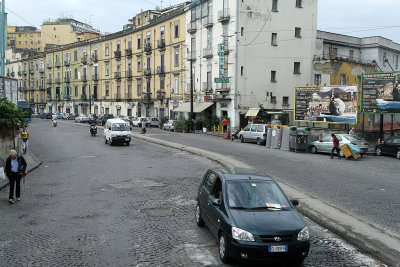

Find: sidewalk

[0,150,41,191]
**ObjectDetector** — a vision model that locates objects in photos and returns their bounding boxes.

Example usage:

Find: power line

[240,8,273,47]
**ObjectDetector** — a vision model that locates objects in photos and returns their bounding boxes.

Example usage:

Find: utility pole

[190,54,194,130]
[0,0,5,76]
[89,44,92,114]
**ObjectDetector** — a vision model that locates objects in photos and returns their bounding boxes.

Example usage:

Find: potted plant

[159,116,168,129]
[174,117,185,133]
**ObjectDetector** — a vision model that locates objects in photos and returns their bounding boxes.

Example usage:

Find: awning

[174,102,214,113]
[245,108,260,117]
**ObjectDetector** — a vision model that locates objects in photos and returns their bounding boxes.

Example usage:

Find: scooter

[52,119,57,127]
[90,124,97,136]
[231,128,240,141]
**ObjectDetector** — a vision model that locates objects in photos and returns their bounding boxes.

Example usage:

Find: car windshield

[112,123,129,131]
[227,180,291,210]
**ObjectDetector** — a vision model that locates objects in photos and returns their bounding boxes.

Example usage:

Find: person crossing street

[330,134,341,159]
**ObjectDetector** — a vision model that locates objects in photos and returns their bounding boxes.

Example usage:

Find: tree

[0,98,28,132]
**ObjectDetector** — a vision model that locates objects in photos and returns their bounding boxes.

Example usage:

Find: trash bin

[266,126,273,148]
[281,127,291,151]
[289,129,308,152]
[271,126,284,149]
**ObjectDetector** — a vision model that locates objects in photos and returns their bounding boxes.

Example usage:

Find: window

[74,69,78,79]
[272,0,278,11]
[294,62,301,74]
[137,56,142,71]
[160,26,165,40]
[105,43,109,56]
[396,55,399,68]
[271,71,277,82]
[283,96,289,106]
[271,96,276,104]
[105,82,110,96]
[296,0,302,7]
[174,49,179,67]
[241,66,243,76]
[295,27,301,38]
[383,52,387,66]
[349,50,354,60]
[340,74,346,85]
[315,74,321,85]
[74,86,78,97]
[204,172,217,192]
[271,33,277,46]
[137,35,142,49]
[128,37,132,49]
[174,21,180,38]
[241,27,244,36]
[146,56,151,69]
[174,76,179,94]
[74,50,78,61]
[251,125,257,132]
[137,79,142,96]
[116,40,121,51]
[105,62,110,76]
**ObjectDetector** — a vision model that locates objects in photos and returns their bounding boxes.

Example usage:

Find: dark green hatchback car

[195,168,310,264]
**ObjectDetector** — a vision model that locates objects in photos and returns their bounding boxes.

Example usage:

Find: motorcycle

[231,128,240,141]
[52,119,57,127]
[90,124,97,136]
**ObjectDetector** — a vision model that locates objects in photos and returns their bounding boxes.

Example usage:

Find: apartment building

[7,26,42,51]
[184,0,318,127]
[45,4,187,117]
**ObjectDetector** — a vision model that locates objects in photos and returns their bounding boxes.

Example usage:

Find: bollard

[218,125,220,136]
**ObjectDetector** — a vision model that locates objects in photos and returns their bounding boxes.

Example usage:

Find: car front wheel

[219,233,231,263]
[397,150,400,159]
[376,147,382,156]
[240,135,244,143]
[195,203,205,227]
[310,146,317,154]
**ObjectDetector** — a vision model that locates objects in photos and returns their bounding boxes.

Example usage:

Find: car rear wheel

[219,233,231,263]
[376,147,382,156]
[310,146,317,154]
[240,135,244,143]
[195,203,205,227]
[256,138,262,145]
[397,150,400,159]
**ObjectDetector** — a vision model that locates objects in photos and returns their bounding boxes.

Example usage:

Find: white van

[104,119,132,146]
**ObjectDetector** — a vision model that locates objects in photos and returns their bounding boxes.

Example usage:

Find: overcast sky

[5,0,400,43]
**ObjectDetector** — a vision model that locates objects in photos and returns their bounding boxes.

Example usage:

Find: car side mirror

[212,198,221,206]
[290,199,299,206]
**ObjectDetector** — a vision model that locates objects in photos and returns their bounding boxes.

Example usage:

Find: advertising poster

[361,72,400,114]
[295,85,358,124]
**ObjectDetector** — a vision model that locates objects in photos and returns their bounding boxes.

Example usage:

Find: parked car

[68,114,78,120]
[309,134,369,156]
[62,113,69,120]
[57,113,63,119]
[41,113,52,119]
[149,117,159,127]
[75,114,90,123]
[99,114,114,126]
[32,113,40,118]
[132,117,147,127]
[119,116,134,126]
[376,136,400,159]
[238,124,268,145]
[163,120,175,131]
[195,168,310,264]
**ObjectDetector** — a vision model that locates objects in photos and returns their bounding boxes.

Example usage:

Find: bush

[159,116,169,126]
[174,117,186,129]
[0,98,28,132]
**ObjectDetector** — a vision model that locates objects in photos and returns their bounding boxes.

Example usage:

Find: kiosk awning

[174,102,214,113]
[245,108,260,117]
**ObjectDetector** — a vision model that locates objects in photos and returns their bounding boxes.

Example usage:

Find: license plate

[125,138,130,141]
[268,245,288,253]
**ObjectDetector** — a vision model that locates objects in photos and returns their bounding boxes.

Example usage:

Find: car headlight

[297,226,309,241]
[232,227,255,242]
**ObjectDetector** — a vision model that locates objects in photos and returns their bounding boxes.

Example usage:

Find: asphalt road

[0,119,383,266]
[138,127,400,240]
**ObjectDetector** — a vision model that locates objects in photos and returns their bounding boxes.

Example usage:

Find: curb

[131,133,400,267]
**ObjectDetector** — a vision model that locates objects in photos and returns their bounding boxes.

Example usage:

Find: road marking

[77,155,97,159]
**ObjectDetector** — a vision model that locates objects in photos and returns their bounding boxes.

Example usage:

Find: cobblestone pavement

[133,127,400,240]
[0,120,384,266]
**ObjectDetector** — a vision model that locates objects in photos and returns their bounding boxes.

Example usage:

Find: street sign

[214,77,230,83]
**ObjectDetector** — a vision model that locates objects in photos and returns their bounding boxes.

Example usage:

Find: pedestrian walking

[20,126,29,154]
[5,150,27,204]
[330,134,341,159]
[222,117,228,133]
[141,120,146,135]
[349,127,356,136]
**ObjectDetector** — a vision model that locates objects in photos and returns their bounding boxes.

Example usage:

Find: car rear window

[257,125,264,132]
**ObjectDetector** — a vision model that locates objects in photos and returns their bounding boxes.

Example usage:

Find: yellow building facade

[45,6,186,118]
[7,26,42,51]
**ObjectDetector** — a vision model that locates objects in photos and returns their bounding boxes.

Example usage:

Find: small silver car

[163,120,175,131]
[239,124,268,145]
[310,134,369,156]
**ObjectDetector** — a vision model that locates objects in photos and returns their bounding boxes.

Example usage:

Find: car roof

[211,168,274,181]
[106,119,128,124]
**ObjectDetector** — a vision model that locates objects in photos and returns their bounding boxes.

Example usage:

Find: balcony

[157,39,166,50]
[144,43,152,54]
[203,82,213,93]
[81,75,87,82]
[81,56,87,65]
[56,94,62,101]
[29,69,34,74]
[187,51,196,61]
[47,95,52,101]
[125,93,133,100]
[187,22,197,33]
[64,60,70,66]
[114,72,122,79]
[10,71,15,77]
[47,64,52,69]
[92,73,98,81]
[93,93,98,101]
[47,79,52,84]
[64,95,71,101]
[18,71,22,76]
[144,68,151,77]
[222,40,229,54]
[156,90,165,100]
[39,68,45,74]
[114,50,121,60]
[55,78,61,84]
[22,70,27,76]
[216,82,230,92]
[156,66,165,76]
[218,9,230,23]
[204,16,213,28]
[39,85,45,91]
[203,48,213,58]
[91,54,98,62]
[114,93,122,101]
[81,94,87,101]
[64,77,71,83]
[126,70,133,80]
[125,48,132,57]
[55,61,61,68]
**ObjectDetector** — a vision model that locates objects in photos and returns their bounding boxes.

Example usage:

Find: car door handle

[217,219,220,223]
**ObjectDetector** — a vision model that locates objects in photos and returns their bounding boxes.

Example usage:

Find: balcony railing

[216,82,231,92]
[114,93,122,100]
[81,75,87,82]
[114,50,121,60]
[64,77,71,83]
[187,22,197,33]
[47,79,52,84]
[64,95,71,101]
[55,61,61,68]
[204,16,213,28]
[64,60,70,66]
[92,73,98,81]
[22,70,27,75]
[47,95,52,100]
[91,54,98,62]
[156,66,165,75]
[114,72,122,79]
[29,69,34,74]
[81,56,87,65]
[18,71,22,76]
[156,90,165,100]
[144,68,151,77]
[126,70,133,79]
[218,8,230,23]
[125,48,132,57]
[187,51,196,61]
[39,68,45,73]
[157,39,166,49]
[144,43,152,53]
[39,85,45,90]
[203,48,213,58]
[55,78,61,84]
[125,93,133,100]
[47,64,52,69]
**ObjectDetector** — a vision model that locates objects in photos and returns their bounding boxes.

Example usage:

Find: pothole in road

[109,180,164,189]
[140,207,174,217]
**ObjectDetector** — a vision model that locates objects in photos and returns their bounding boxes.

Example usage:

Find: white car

[132,117,147,127]
[104,119,131,146]
[75,114,90,123]
[163,120,175,131]
[149,117,159,127]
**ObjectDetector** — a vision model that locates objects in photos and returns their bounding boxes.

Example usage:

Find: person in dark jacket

[5,150,27,204]
[330,134,341,159]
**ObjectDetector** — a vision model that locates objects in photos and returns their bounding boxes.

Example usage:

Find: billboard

[361,72,400,114]
[295,85,358,124]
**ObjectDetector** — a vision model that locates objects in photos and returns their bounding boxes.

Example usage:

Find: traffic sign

[214,77,230,83]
